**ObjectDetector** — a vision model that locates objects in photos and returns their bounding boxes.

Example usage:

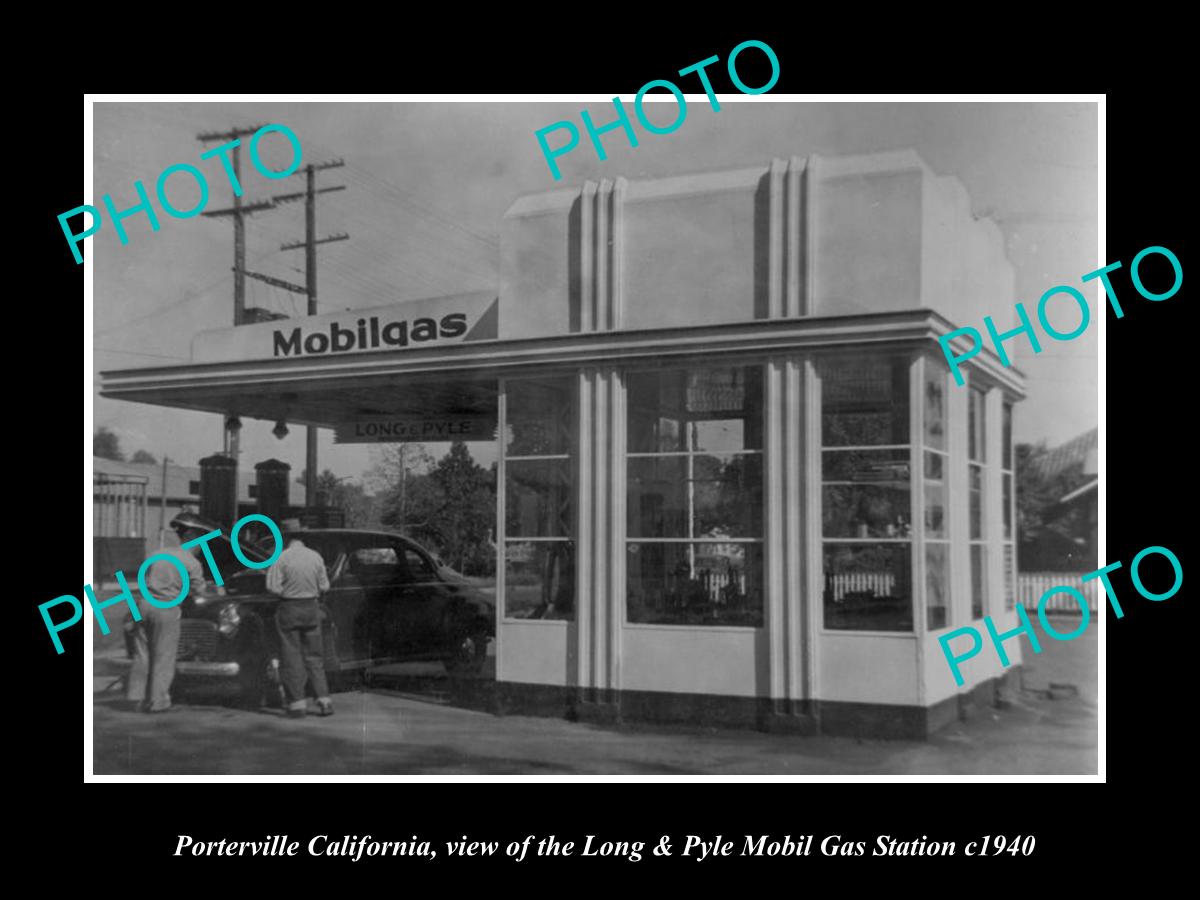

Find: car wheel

[444,629,489,676]
[237,656,274,710]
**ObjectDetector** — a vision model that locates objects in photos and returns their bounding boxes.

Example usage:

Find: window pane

[404,548,437,582]
[1003,473,1013,540]
[924,451,943,481]
[823,542,913,631]
[627,456,688,538]
[924,362,946,450]
[627,367,762,453]
[506,378,573,456]
[825,448,911,483]
[824,484,912,539]
[926,543,948,630]
[1003,403,1014,471]
[693,454,762,538]
[626,541,763,627]
[627,370,686,452]
[820,357,910,447]
[970,544,986,619]
[924,451,946,538]
[969,464,984,540]
[1004,543,1015,611]
[505,459,572,537]
[504,541,574,620]
[969,388,987,462]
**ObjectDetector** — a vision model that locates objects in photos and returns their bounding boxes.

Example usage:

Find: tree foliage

[378,441,496,576]
[130,449,157,464]
[93,427,124,461]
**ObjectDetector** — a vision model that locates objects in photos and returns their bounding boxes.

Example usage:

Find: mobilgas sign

[190,293,497,364]
[274,312,466,357]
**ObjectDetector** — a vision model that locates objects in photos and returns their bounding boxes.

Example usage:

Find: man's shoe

[316,699,335,717]
[286,708,307,719]
[146,705,173,714]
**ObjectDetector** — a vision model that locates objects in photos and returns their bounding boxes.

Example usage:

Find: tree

[93,427,124,461]
[295,468,378,528]
[377,442,496,576]
[1016,442,1094,570]
[130,449,157,464]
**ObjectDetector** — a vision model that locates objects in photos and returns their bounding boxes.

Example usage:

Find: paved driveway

[92,627,1097,776]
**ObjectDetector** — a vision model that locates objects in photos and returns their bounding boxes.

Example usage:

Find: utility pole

[197,123,347,514]
[197,125,272,327]
[280,159,348,509]
[159,455,170,547]
[197,125,271,500]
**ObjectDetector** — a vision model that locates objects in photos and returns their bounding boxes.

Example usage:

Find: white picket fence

[1017,572,1098,614]
[826,573,897,602]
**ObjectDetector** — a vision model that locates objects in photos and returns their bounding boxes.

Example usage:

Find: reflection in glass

[969,465,984,540]
[1003,473,1013,540]
[627,457,687,538]
[820,357,910,447]
[970,544,986,619]
[924,450,946,538]
[924,363,946,450]
[1003,403,1014,471]
[504,541,574,620]
[505,459,572,537]
[825,449,910,483]
[926,543,948,630]
[506,378,573,456]
[626,542,763,627]
[969,388,987,462]
[693,454,762,538]
[627,367,762,453]
[1004,544,1015,610]
[824,485,911,539]
[823,543,912,631]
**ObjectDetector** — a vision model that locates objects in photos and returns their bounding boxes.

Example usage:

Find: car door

[393,542,453,654]
[322,548,373,666]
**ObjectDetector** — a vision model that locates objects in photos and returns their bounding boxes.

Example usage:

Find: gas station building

[102,149,1025,738]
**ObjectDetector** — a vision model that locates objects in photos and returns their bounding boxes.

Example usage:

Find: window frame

[624,364,766,629]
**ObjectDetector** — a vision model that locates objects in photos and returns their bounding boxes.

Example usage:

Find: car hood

[170,511,275,578]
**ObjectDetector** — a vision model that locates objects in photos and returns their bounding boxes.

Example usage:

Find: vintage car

[136,516,496,707]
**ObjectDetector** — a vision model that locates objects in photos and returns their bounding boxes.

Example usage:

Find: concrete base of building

[495,668,1021,741]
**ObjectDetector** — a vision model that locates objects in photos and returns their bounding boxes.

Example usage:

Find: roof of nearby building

[1060,478,1097,505]
[1030,428,1098,481]
[93,456,255,502]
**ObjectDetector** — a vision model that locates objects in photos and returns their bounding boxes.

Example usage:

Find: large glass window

[626,366,764,626]
[1002,400,1016,610]
[968,385,988,619]
[924,361,949,630]
[502,377,575,620]
[821,357,913,632]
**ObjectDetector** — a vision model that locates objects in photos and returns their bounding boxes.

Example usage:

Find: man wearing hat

[265,520,334,718]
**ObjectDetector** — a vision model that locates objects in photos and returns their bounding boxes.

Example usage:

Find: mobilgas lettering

[273,328,303,357]
[271,311,469,357]
[440,313,467,337]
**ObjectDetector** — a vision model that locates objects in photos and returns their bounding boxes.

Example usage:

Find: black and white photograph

[85,96,1100,777]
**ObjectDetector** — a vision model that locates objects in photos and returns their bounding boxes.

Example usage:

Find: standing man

[125,528,218,713]
[266,526,334,718]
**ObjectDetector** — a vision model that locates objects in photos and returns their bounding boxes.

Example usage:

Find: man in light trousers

[266,530,333,718]
[125,529,217,713]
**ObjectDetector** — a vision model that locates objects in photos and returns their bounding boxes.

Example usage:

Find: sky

[91,99,1098,480]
